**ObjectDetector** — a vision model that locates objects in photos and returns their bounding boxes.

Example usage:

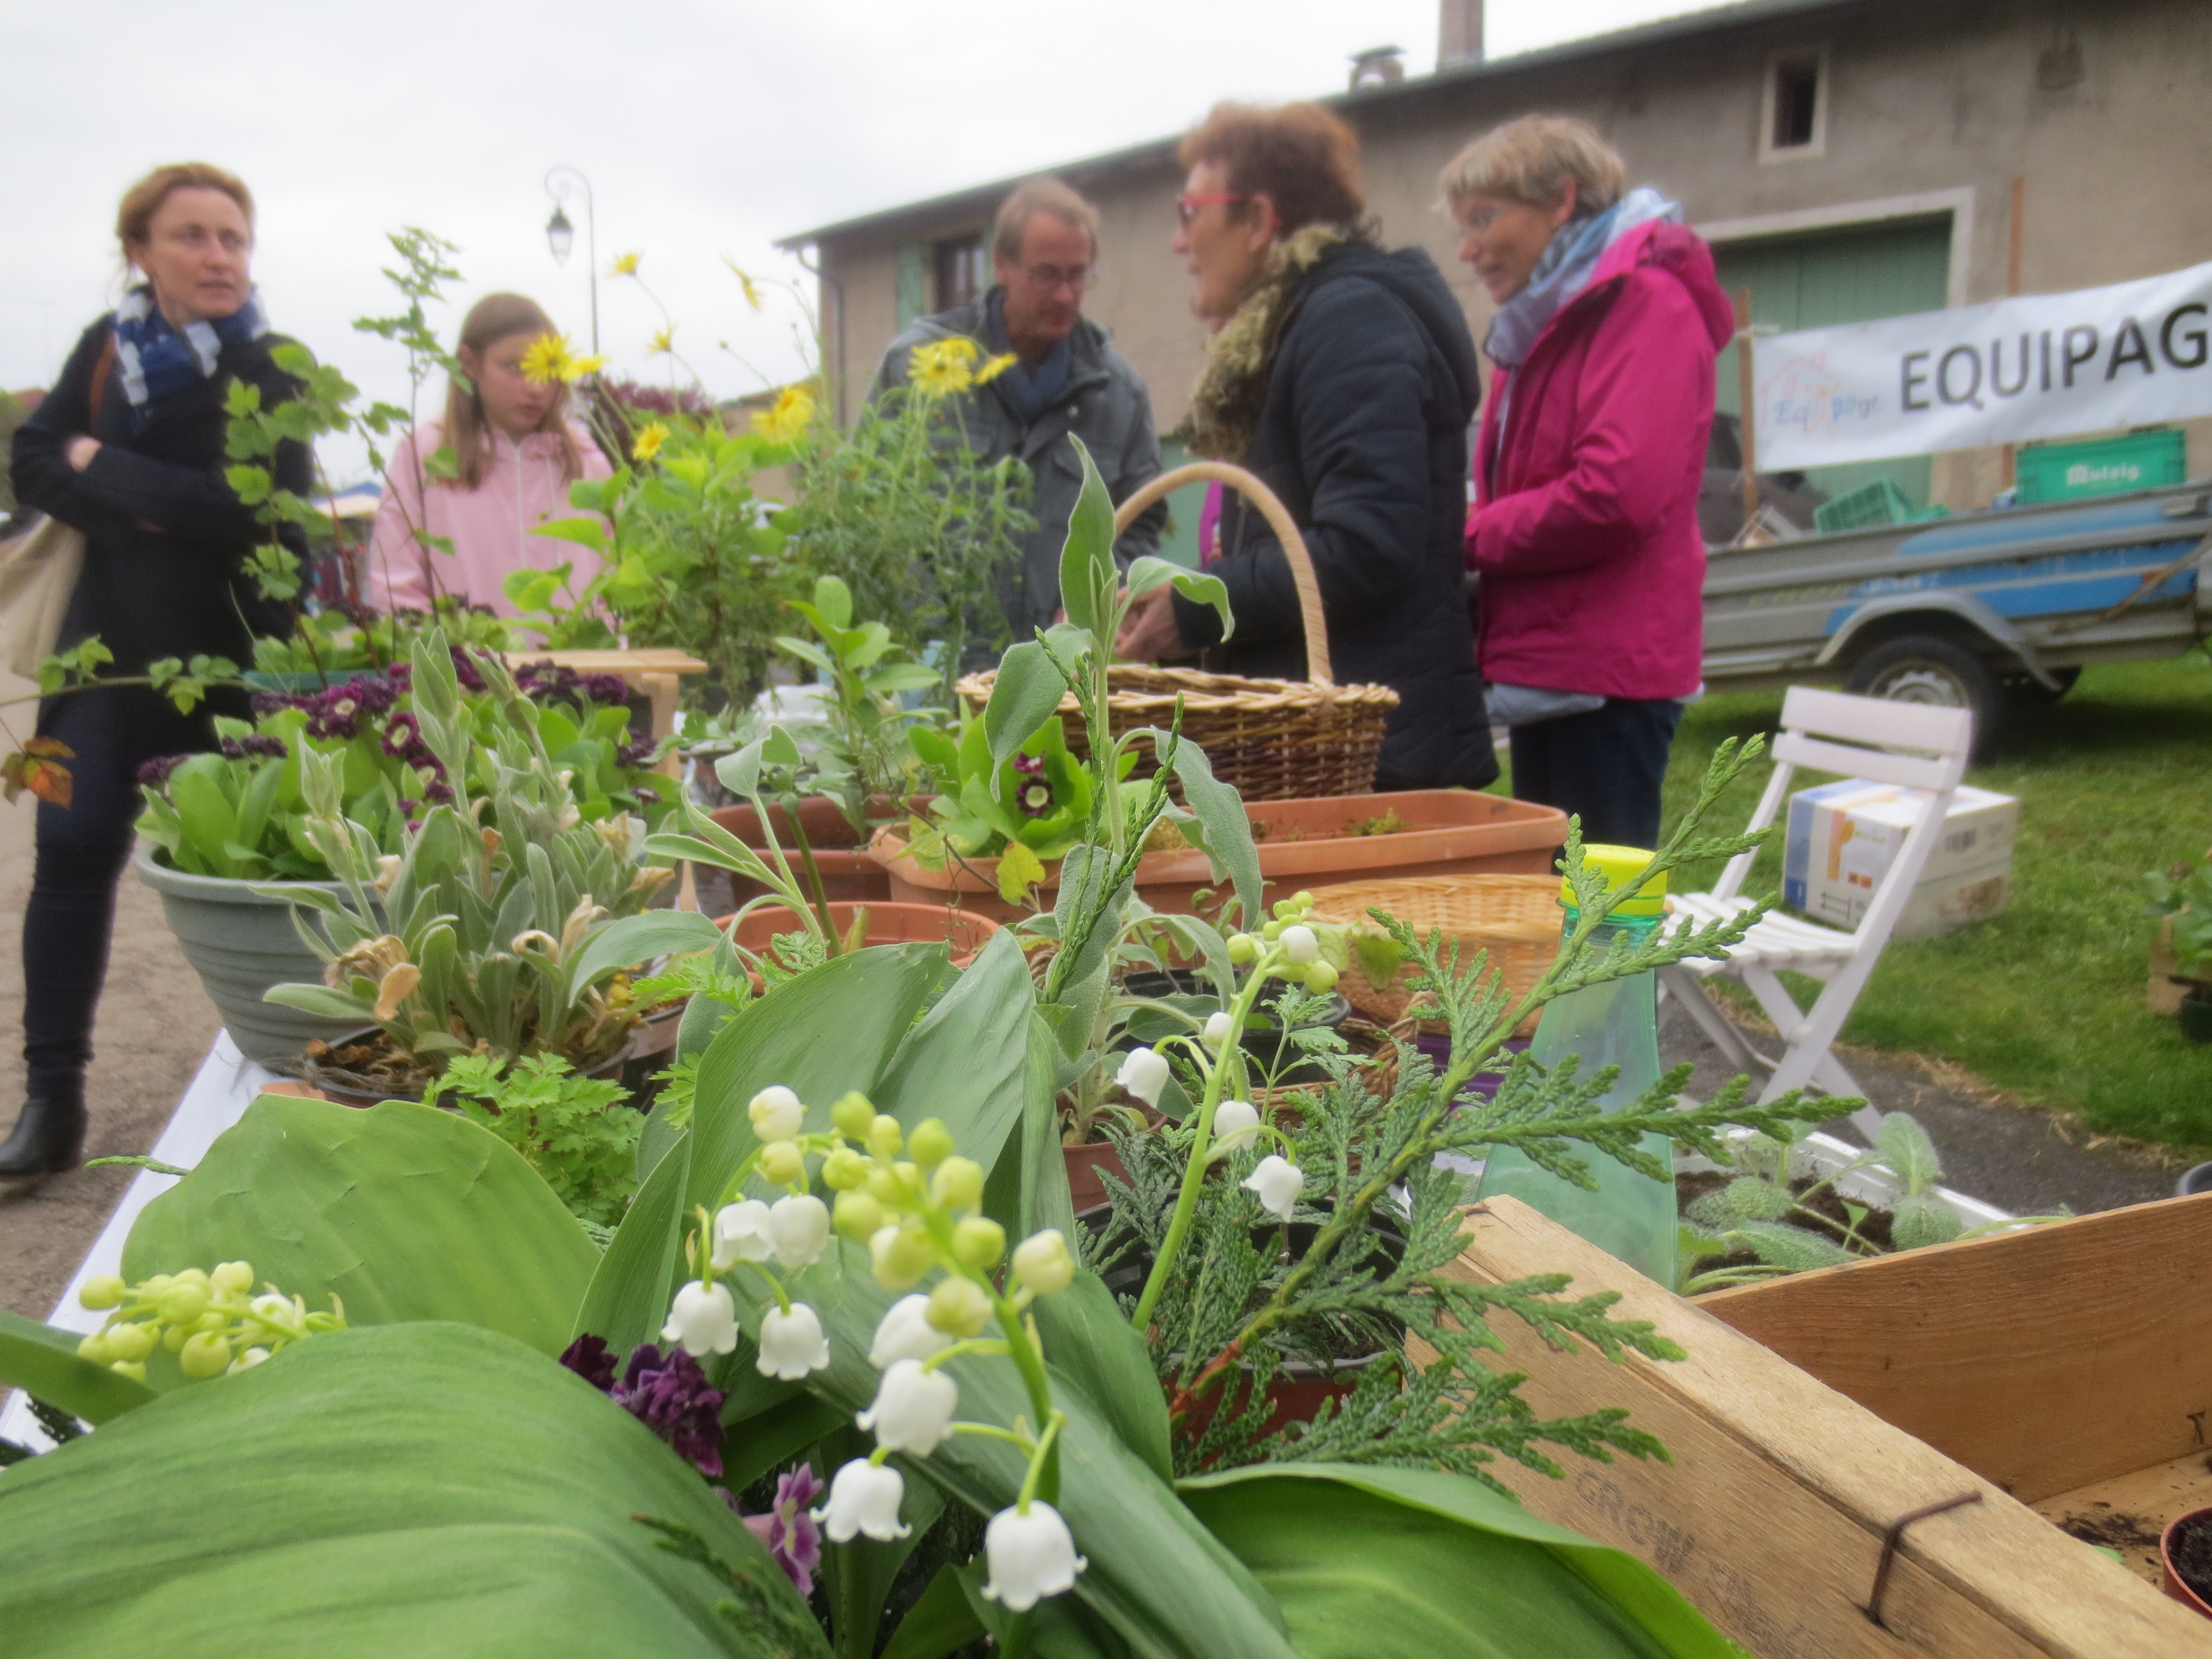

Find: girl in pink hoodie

[365,292,610,617]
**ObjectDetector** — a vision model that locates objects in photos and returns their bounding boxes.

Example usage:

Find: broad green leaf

[1890,1193,1963,1252]
[823,1439,946,1659]
[576,1124,695,1356]
[997,839,1048,903]
[262,983,367,1019]
[873,929,1035,1173]
[1057,436,1118,636]
[1179,1463,1736,1659]
[1126,727,1262,930]
[569,909,729,992]
[983,642,1071,799]
[0,1322,820,1658]
[811,574,853,630]
[1871,1111,1944,1195]
[124,1096,599,1357]
[1168,567,1233,640]
[0,1307,157,1425]
[1031,1271,1172,1486]
[881,1565,987,1659]
[535,514,609,552]
[1734,1220,1854,1273]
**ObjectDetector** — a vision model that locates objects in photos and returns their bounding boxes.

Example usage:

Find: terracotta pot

[1065,1137,1128,1212]
[718,901,1000,965]
[708,795,928,906]
[865,790,1568,922]
[2161,1506,2212,1618]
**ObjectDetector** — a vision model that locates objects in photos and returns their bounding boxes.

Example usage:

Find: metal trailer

[1700,477,2211,748]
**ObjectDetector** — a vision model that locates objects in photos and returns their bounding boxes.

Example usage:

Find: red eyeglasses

[1175,191,1246,227]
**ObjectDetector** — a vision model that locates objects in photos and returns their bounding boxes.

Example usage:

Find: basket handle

[1112,460,1333,688]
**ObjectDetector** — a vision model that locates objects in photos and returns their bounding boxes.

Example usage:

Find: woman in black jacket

[1116,102,1494,792]
[3,163,306,1176]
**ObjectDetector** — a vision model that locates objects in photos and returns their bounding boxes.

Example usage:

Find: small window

[932,234,989,312]
[1761,47,1828,161]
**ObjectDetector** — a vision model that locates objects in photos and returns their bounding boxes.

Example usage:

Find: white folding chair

[1658,687,1974,1138]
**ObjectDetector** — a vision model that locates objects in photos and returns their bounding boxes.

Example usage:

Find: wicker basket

[1309,874,1562,1036]
[956,462,1398,802]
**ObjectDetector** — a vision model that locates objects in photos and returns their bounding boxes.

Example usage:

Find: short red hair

[1179,102,1365,234]
[116,163,255,260]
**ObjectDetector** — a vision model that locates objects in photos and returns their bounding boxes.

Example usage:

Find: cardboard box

[1783,780,2018,939]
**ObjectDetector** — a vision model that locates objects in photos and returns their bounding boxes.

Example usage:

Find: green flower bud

[865,1166,906,1204]
[1290,889,1315,912]
[196,1309,229,1334]
[159,1284,210,1326]
[931,1156,985,1212]
[1011,1229,1075,1296]
[830,1091,877,1140]
[179,1329,232,1379]
[820,1146,869,1191]
[1227,933,1258,964]
[908,1118,956,1168]
[78,1275,126,1311]
[163,1324,189,1353]
[76,1331,110,1363]
[758,1140,807,1186]
[926,1274,993,1338]
[834,1188,886,1243]
[141,1275,176,1298]
[869,1223,937,1290]
[209,1261,255,1297]
[866,1115,904,1159]
[109,1359,148,1382]
[172,1267,211,1290]
[104,1322,157,1364]
[1262,920,1283,941]
[952,1216,1006,1271]
[1304,960,1340,993]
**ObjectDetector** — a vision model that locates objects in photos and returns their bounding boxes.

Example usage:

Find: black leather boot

[0,1094,86,1178]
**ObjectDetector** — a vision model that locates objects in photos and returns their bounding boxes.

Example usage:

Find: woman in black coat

[3,163,305,1176]
[1116,101,1494,792]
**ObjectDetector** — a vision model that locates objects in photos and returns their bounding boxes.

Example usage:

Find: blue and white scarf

[110,285,270,424]
[1481,187,1679,371]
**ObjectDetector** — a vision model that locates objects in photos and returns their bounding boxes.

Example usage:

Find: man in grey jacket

[874,178,1164,641]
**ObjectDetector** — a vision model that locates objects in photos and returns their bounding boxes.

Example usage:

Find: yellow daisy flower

[632,422,670,462]
[909,338,978,397]
[752,385,815,446]
[734,267,765,312]
[647,327,675,356]
[975,352,1019,386]
[568,352,609,379]
[518,333,575,385]
[609,251,642,276]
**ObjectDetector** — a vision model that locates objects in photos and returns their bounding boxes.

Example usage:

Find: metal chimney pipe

[1439,0,1485,67]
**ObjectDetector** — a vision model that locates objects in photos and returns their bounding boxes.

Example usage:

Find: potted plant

[2161,1505,2212,1619]
[2144,849,2212,1042]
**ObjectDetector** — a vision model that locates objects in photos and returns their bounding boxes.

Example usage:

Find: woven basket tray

[1309,874,1561,1036]
[956,461,1398,802]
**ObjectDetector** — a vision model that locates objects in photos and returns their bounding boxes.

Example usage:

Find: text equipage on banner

[1750,258,2212,471]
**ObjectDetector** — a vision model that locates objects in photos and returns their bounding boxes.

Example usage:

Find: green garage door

[1714,215,1953,510]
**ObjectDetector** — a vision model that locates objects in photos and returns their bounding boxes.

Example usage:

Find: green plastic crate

[2016,428,2188,504]
[1814,477,1917,534]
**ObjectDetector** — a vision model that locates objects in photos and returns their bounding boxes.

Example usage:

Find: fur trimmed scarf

[1176,221,1372,464]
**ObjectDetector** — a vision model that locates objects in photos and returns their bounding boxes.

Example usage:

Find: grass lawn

[1622,653,2212,1151]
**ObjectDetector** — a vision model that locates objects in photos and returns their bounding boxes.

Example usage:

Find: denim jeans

[1507,697,1684,852]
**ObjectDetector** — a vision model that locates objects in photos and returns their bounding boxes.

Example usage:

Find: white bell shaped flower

[756,1301,832,1380]
[869,1294,955,1367]
[1115,1046,1170,1107]
[1010,1229,1075,1296]
[661,1279,741,1357]
[981,1501,1087,1612]
[815,1457,911,1542]
[1242,1154,1305,1221]
[857,1357,958,1454]
[712,1200,775,1270]
[769,1193,832,1270]
[1208,1100,1262,1160]
[1279,924,1319,964]
[748,1084,806,1142]
[1202,1010,1234,1049]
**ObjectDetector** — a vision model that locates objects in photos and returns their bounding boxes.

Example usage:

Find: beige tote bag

[0,333,111,681]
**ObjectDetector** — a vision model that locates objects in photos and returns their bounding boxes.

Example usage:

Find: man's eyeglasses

[1176,191,1246,228]
[1016,262,1094,293]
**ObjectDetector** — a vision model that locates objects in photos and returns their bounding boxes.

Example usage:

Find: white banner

[1750,259,2212,470]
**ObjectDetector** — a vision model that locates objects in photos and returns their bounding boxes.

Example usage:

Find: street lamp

[543,165,598,354]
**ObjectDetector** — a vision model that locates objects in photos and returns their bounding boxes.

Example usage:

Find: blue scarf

[983,290,1072,425]
[111,285,270,426]
[1482,188,1679,370]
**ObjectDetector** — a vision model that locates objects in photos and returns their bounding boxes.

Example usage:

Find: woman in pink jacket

[365,292,610,616]
[1446,117,1732,848]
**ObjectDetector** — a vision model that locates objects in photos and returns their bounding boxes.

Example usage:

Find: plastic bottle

[1475,844,1678,1284]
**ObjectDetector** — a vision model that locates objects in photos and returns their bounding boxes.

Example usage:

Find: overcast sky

[4,0,1733,480]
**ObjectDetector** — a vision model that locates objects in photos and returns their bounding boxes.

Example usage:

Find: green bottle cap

[1561,844,1666,917]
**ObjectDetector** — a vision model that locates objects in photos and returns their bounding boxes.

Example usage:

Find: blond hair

[441,293,583,491]
[992,178,1101,264]
[116,162,254,267]
[1438,115,1627,219]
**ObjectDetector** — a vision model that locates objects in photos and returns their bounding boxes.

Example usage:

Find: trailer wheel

[2001,665,2081,707]
[1845,634,2001,753]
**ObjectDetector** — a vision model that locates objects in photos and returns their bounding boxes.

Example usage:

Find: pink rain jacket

[364,419,611,616]
[1466,220,1733,701]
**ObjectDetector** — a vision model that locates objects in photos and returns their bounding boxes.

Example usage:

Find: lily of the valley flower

[1202,1010,1234,1048]
[981,1501,1087,1612]
[1209,1100,1262,1159]
[768,1193,831,1269]
[747,1084,805,1141]
[1010,1229,1074,1296]
[815,1457,910,1542]
[1115,1046,1170,1107]
[662,1279,740,1357]
[757,1302,832,1380]
[712,1200,774,1269]
[857,1357,958,1454]
[1279,924,1319,964]
[926,1274,993,1338]
[869,1294,954,1366]
[1242,1154,1305,1221]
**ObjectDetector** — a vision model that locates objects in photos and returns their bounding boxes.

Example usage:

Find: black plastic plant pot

[2178,989,2212,1046]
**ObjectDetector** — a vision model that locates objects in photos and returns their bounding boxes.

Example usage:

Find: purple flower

[611,1343,727,1477]
[732,1465,824,1597]
[136,754,187,789]
[218,734,287,761]
[615,737,656,769]
[579,673,630,707]
[449,648,486,692]
[1012,754,1054,818]
[249,691,297,718]
[560,1333,619,1392]
[423,779,454,806]
[379,712,423,758]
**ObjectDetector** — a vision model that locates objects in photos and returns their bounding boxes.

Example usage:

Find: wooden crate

[1438,1196,2212,1657]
